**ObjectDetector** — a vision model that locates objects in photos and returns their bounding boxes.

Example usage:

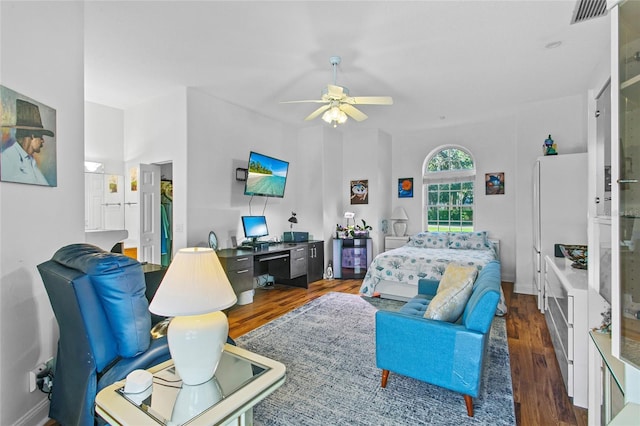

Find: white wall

[85,102,124,174]
[514,94,588,293]
[185,88,296,249]
[342,129,392,255]
[123,88,188,252]
[0,2,85,424]
[298,126,344,264]
[393,116,518,282]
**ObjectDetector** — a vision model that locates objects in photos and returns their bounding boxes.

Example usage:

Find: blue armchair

[375,260,501,416]
[38,244,171,426]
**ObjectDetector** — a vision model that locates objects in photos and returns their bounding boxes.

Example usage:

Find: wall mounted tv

[244,151,289,198]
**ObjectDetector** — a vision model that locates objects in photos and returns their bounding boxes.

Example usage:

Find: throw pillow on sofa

[424,263,478,322]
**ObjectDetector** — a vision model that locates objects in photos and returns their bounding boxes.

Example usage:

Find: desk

[95,344,286,426]
[217,241,324,292]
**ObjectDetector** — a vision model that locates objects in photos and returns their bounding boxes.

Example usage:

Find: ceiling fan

[282,56,393,127]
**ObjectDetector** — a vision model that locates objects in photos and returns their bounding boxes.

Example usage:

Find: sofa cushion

[406,232,449,249]
[437,263,478,294]
[463,260,501,333]
[399,294,432,316]
[424,263,477,322]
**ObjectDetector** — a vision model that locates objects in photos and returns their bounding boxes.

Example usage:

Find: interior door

[139,163,161,264]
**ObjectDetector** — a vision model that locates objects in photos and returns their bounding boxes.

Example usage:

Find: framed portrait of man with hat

[1,85,57,186]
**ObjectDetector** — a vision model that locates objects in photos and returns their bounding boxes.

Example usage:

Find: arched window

[423,146,476,232]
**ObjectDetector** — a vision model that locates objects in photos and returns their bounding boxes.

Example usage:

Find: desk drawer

[222,255,252,272]
[219,255,254,294]
[290,246,306,260]
[290,255,307,278]
[227,266,254,293]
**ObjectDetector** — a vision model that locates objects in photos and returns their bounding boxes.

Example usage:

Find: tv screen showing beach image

[244,151,289,197]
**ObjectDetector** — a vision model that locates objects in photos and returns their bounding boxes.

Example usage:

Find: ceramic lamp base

[167,311,228,385]
[393,221,407,237]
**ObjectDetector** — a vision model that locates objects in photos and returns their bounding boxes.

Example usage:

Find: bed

[359,231,499,302]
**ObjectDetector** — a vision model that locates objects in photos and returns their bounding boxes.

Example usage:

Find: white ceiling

[84,1,611,133]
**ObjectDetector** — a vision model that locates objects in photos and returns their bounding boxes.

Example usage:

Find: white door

[139,163,161,264]
[85,173,104,229]
[103,174,124,230]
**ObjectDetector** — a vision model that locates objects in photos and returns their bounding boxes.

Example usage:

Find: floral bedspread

[359,246,498,297]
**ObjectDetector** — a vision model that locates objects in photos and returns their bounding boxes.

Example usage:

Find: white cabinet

[384,236,409,251]
[589,331,626,426]
[544,255,589,408]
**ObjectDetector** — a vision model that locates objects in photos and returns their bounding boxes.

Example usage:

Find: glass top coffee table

[96,344,286,425]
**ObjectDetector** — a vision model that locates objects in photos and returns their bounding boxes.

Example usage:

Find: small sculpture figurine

[325,261,334,280]
[543,134,558,156]
[593,308,611,334]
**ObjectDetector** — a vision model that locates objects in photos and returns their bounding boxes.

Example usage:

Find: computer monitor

[241,215,269,242]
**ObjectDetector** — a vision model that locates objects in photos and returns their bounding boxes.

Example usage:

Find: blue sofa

[375,260,501,416]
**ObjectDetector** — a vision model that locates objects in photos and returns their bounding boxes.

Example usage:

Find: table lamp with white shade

[149,247,237,385]
[391,207,409,237]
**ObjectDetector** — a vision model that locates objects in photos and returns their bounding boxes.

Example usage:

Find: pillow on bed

[448,231,488,250]
[424,263,478,322]
[406,232,449,249]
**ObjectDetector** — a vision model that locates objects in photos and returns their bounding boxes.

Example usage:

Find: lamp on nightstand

[390,207,409,237]
[149,247,237,385]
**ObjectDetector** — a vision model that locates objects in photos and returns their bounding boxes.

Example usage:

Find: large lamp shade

[149,248,237,385]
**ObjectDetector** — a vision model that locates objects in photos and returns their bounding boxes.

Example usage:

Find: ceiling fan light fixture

[282,56,392,125]
[322,106,348,127]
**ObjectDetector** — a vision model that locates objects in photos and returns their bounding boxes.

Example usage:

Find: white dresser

[544,255,589,408]
[384,236,409,251]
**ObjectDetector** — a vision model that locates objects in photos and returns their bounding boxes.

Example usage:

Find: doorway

[159,162,173,266]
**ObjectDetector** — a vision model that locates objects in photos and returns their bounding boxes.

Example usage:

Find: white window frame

[422,145,476,232]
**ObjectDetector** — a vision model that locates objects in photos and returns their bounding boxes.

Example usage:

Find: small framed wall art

[485,172,505,195]
[398,177,413,198]
[350,179,368,204]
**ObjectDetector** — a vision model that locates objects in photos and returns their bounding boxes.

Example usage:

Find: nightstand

[384,236,409,251]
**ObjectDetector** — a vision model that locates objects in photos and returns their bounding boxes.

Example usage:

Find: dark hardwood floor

[45,278,588,426]
[226,279,589,426]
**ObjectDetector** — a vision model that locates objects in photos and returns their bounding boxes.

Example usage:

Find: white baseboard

[513,281,535,295]
[13,398,49,426]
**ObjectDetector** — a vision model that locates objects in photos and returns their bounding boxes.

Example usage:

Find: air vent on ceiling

[571,0,608,24]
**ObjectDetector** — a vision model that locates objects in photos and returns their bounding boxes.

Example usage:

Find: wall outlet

[45,357,55,372]
[28,364,47,393]
[28,357,54,393]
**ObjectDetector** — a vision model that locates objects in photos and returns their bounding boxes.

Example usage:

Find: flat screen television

[241,215,269,242]
[244,151,289,198]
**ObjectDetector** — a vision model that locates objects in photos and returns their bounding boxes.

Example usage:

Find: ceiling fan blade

[304,104,331,121]
[340,104,368,122]
[281,99,328,104]
[327,84,345,98]
[345,96,394,105]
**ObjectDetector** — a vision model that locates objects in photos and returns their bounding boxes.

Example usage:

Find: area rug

[236,292,515,425]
